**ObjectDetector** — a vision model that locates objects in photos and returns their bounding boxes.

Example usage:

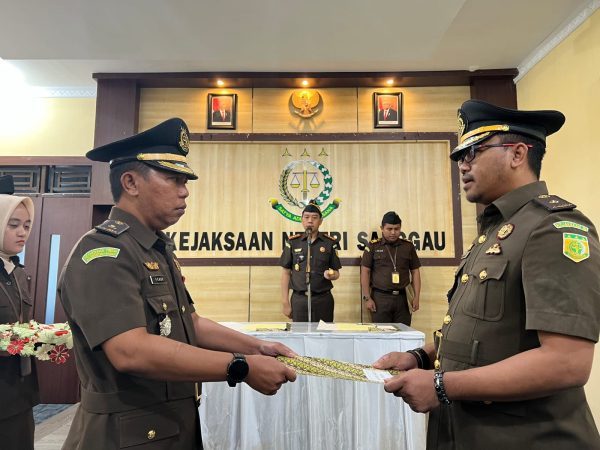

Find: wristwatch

[226,353,249,387]
[362,295,370,302]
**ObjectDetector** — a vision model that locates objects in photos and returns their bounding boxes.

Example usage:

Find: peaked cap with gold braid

[86,118,197,180]
[451,100,565,161]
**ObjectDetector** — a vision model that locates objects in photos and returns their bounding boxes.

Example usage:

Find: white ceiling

[0,0,596,89]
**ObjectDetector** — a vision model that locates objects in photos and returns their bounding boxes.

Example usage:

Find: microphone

[305,227,313,243]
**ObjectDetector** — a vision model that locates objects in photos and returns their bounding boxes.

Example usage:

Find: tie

[384,110,388,120]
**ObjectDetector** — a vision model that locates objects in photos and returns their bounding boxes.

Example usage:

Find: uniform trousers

[0,408,34,450]
[291,291,334,322]
[371,289,411,325]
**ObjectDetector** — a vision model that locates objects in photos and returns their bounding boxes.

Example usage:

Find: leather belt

[373,287,405,296]
[293,290,330,296]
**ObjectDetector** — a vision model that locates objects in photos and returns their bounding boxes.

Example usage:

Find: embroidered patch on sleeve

[553,221,589,232]
[81,247,120,264]
[562,233,590,263]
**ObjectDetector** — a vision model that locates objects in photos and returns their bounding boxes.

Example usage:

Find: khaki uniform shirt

[59,207,201,449]
[360,238,421,290]
[279,232,342,293]
[0,263,39,419]
[429,181,600,449]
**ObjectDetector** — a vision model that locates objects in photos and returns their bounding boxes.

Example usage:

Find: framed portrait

[373,92,402,129]
[207,93,237,129]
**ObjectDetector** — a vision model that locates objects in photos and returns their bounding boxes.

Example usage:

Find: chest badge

[497,224,515,240]
[294,248,302,253]
[320,246,326,253]
[144,261,160,271]
[159,315,172,337]
[485,243,502,255]
[294,263,300,271]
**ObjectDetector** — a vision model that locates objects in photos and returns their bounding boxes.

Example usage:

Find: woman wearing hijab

[0,176,39,450]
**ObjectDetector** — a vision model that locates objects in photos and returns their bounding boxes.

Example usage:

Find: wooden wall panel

[182,266,250,321]
[138,88,253,133]
[249,266,288,322]
[357,86,470,133]
[169,141,455,259]
[252,88,358,133]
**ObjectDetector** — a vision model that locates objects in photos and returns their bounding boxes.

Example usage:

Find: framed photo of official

[373,92,402,129]
[207,93,237,129]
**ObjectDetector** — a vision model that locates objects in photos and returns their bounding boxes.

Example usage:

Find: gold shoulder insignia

[370,238,381,244]
[95,220,130,237]
[533,195,576,212]
[322,233,337,241]
[288,233,303,240]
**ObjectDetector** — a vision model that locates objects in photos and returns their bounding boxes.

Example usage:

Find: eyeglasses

[456,143,532,166]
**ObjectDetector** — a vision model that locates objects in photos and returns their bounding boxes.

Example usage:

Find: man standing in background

[360,211,421,324]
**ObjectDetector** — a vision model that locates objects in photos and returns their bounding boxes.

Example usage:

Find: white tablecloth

[199,323,427,450]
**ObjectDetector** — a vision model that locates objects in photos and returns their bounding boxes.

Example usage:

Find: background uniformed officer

[59,119,297,449]
[360,211,421,324]
[374,100,600,449]
[280,202,341,322]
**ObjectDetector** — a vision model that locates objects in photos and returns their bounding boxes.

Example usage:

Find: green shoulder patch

[82,247,120,264]
[95,220,130,237]
[553,221,589,232]
[562,233,589,263]
[533,195,576,212]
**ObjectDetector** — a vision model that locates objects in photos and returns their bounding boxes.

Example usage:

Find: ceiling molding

[30,86,97,98]
[516,0,600,82]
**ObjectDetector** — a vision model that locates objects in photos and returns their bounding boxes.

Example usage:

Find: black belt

[373,287,405,296]
[293,290,330,296]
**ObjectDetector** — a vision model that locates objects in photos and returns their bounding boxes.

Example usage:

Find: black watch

[362,295,370,302]
[226,353,249,387]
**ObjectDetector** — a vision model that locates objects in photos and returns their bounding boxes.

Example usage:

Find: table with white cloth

[199,322,427,450]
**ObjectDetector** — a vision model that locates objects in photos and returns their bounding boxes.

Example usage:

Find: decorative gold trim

[460,124,510,143]
[156,160,195,174]
[137,153,187,163]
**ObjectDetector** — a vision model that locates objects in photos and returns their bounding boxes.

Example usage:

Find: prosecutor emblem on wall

[269,157,341,222]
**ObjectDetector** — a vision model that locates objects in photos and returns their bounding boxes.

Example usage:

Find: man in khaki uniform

[374,100,600,448]
[360,211,421,325]
[280,202,341,322]
[59,118,296,449]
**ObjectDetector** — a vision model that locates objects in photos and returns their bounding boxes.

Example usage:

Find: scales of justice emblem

[269,159,341,222]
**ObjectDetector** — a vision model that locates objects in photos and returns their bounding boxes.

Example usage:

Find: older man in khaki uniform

[59,118,296,449]
[374,100,600,449]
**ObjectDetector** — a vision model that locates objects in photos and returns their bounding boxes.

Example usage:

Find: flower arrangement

[0,321,73,364]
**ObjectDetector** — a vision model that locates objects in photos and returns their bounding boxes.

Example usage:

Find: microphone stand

[305,228,312,323]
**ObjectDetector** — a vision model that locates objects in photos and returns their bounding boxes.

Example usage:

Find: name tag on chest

[149,275,167,285]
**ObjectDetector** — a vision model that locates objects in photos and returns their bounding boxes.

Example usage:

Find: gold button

[479,270,488,280]
[147,430,156,440]
[181,305,186,313]
[162,302,167,311]
[461,274,469,283]
[478,235,487,244]
[434,360,441,370]
[443,314,452,325]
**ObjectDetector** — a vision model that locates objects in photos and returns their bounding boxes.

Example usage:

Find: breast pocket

[146,295,179,336]
[462,259,507,321]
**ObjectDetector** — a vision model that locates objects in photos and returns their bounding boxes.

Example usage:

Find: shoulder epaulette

[533,194,576,212]
[401,238,412,243]
[288,233,303,240]
[322,233,338,241]
[95,219,130,237]
[370,238,382,244]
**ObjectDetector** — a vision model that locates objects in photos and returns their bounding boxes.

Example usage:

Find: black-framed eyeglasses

[456,143,532,166]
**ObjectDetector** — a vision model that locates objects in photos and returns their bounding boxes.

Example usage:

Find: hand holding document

[277,355,400,383]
